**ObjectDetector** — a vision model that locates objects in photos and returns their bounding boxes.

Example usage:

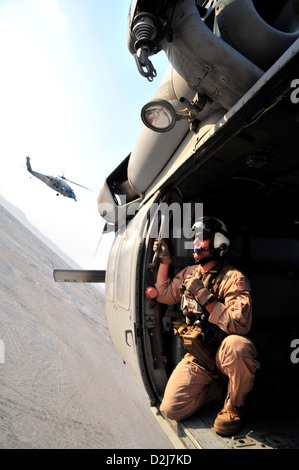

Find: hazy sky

[0,0,168,268]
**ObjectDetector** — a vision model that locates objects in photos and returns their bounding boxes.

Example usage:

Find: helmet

[192,216,230,258]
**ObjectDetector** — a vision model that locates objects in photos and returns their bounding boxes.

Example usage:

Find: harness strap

[199,260,234,301]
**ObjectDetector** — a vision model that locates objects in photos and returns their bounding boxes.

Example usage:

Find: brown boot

[214,406,246,436]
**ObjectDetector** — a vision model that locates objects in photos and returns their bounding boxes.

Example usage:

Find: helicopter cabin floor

[152,402,299,450]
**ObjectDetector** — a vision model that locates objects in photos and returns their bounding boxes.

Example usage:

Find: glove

[184,274,204,297]
[153,239,172,264]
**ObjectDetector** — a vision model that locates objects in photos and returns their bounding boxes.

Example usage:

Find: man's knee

[216,334,260,380]
[219,334,257,359]
[160,395,199,421]
[160,399,187,421]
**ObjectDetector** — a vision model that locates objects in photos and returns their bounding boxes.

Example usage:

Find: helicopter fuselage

[26,157,77,200]
[55,0,299,449]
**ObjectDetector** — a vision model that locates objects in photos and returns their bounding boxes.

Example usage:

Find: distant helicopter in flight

[26,156,94,201]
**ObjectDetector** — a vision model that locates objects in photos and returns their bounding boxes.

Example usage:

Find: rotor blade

[93,221,107,259]
[59,175,96,192]
[67,180,96,191]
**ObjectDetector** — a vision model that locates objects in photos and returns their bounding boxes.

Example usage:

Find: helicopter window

[105,233,122,302]
[116,234,136,310]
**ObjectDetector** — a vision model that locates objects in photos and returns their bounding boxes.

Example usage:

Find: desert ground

[0,198,173,449]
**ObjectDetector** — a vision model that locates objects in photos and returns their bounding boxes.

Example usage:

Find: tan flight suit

[155,264,260,421]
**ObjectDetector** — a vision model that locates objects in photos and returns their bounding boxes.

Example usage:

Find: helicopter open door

[104,195,168,405]
[103,179,201,410]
